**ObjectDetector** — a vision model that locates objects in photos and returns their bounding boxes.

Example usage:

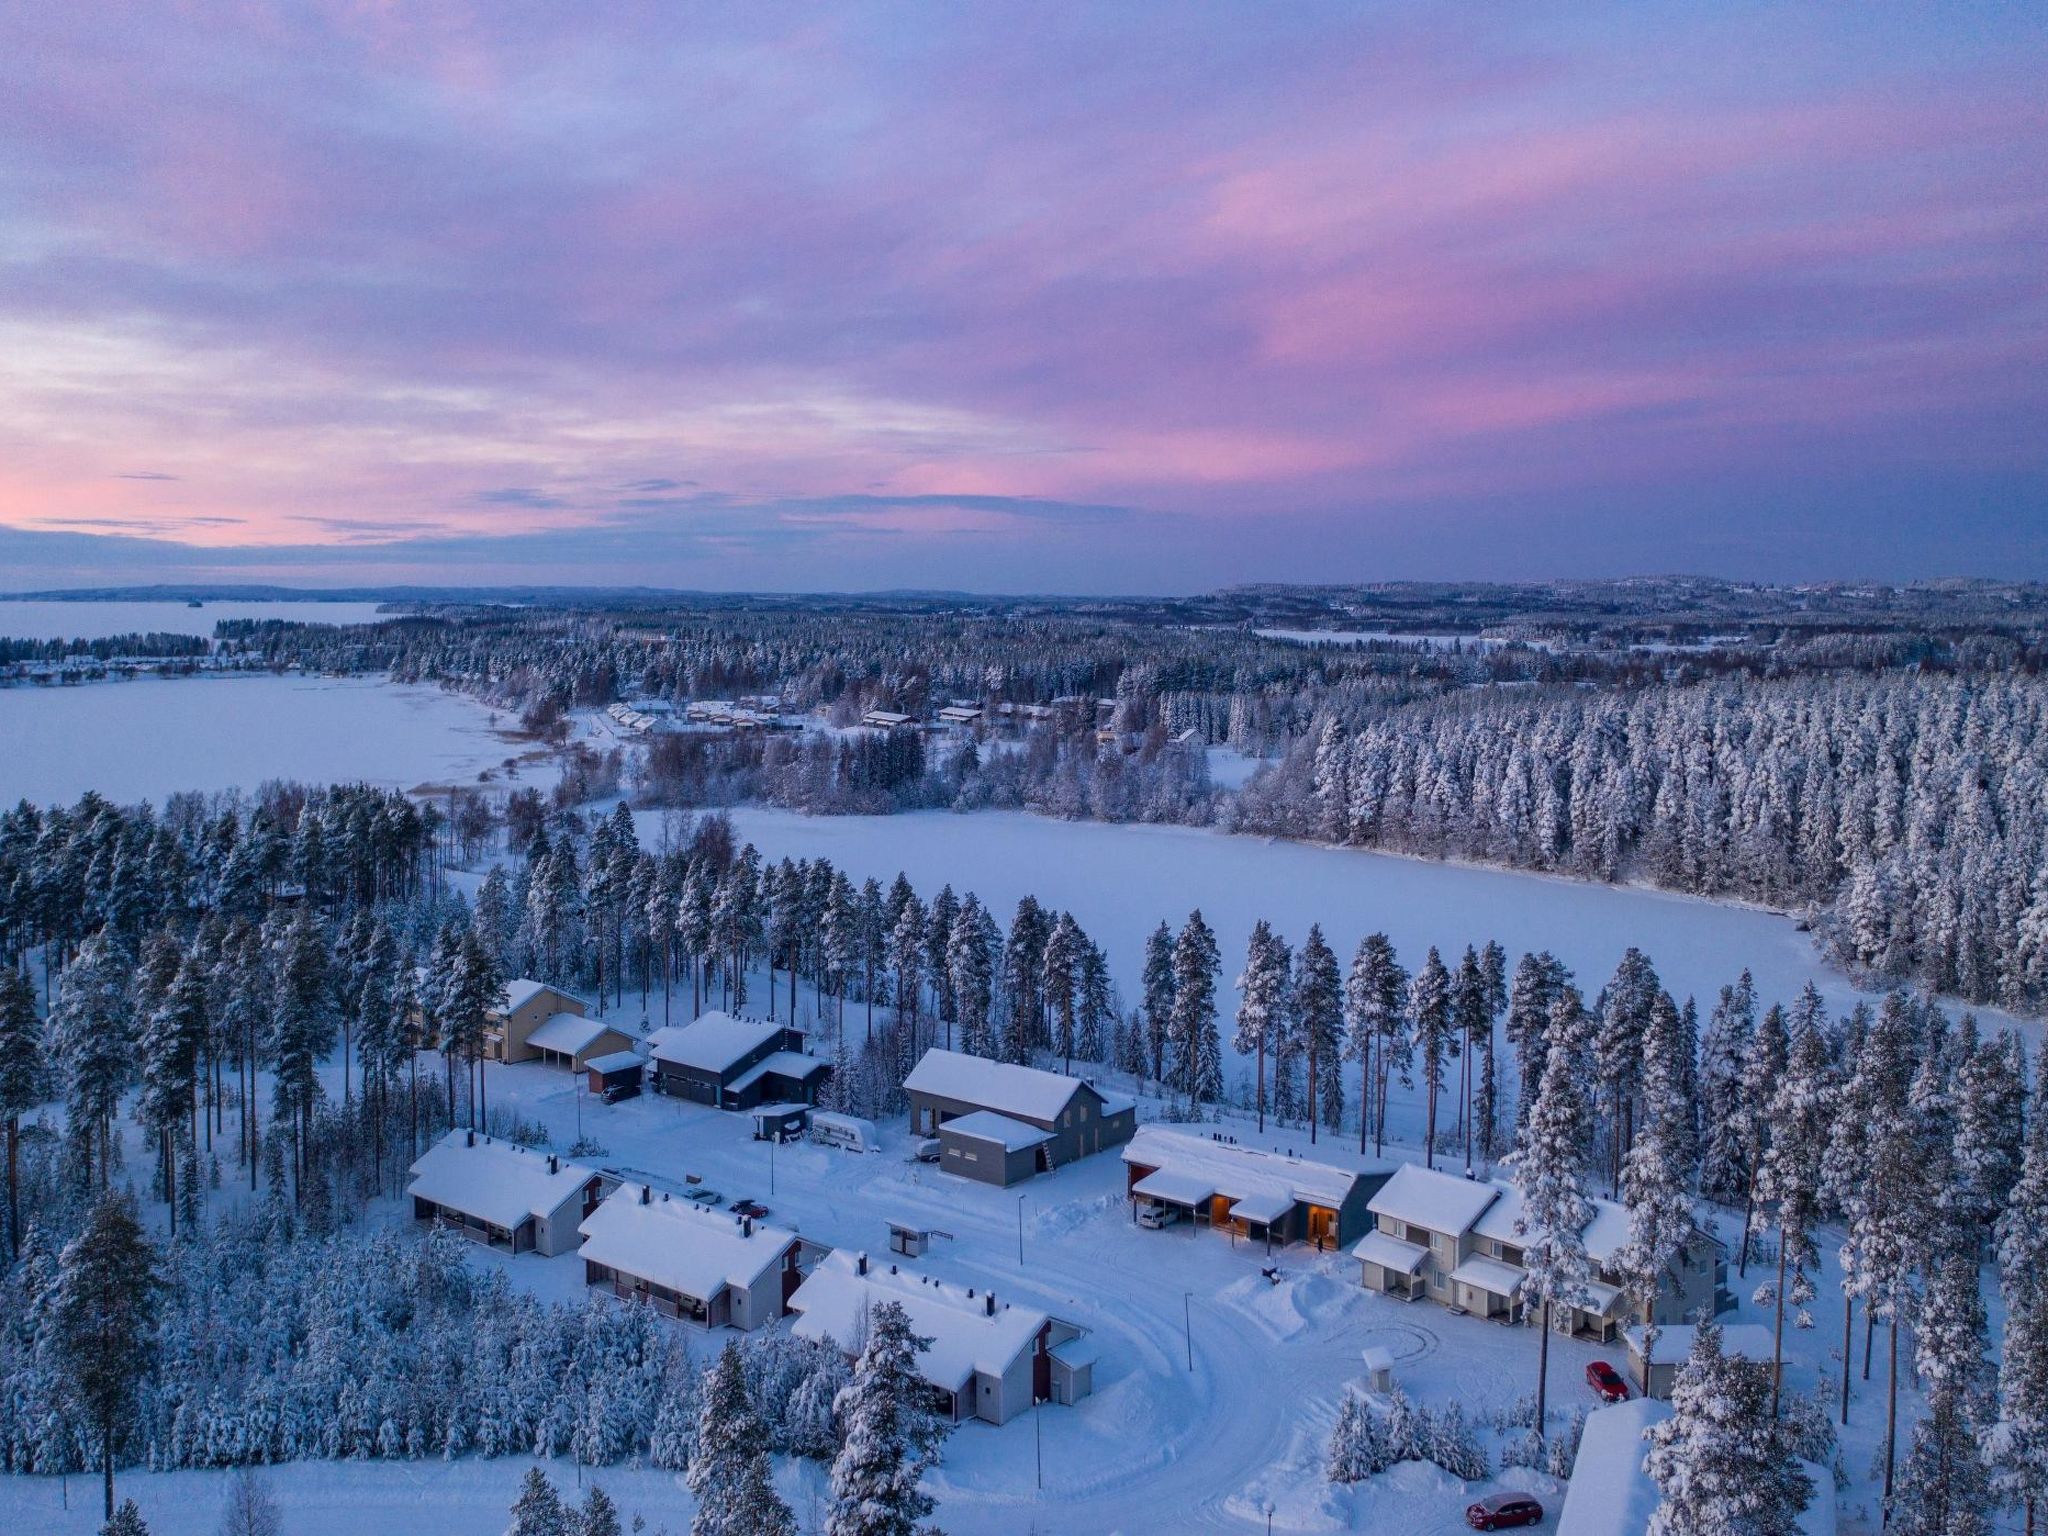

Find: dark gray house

[904,1048,1136,1187]
[645,1011,830,1109]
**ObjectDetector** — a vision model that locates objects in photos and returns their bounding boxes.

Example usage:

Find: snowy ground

[0,599,391,643]
[0,674,543,805]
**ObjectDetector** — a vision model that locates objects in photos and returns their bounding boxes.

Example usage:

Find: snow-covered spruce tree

[1951,1024,2026,1252]
[1326,1390,1390,1483]
[1734,1002,1789,1276]
[1141,921,1176,1089]
[53,929,133,1192]
[1594,948,1659,1199]
[576,1484,623,1536]
[1477,940,1508,1159]
[1503,951,1566,1144]
[52,1192,162,1521]
[1294,925,1342,1145]
[690,1341,795,1536]
[1643,1318,1814,1536]
[1345,932,1408,1156]
[1042,911,1082,1073]
[1992,1043,2048,1534]
[826,1300,945,1536]
[507,1466,569,1536]
[1697,971,1755,1204]
[1508,987,1594,1439]
[1075,942,1113,1066]
[0,966,47,1259]
[1616,988,1699,1401]
[945,895,995,1059]
[1450,945,1489,1172]
[1411,947,1452,1169]
[1170,911,1221,1108]
[1753,998,1831,1418]
[1234,920,1287,1134]
[99,1499,149,1536]
[1891,1245,1995,1536]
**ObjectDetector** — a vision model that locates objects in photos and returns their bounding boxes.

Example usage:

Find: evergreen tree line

[1234,672,2048,1011]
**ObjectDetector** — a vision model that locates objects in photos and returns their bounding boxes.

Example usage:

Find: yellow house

[486,979,635,1069]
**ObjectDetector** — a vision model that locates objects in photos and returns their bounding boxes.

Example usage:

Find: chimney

[856,1252,868,1276]
[640,1184,651,1205]
[985,1293,996,1317]
[466,1130,475,1148]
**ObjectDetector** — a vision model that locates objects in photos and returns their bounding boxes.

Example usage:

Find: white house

[578,1183,810,1330]
[1357,1164,1722,1340]
[787,1250,1092,1425]
[407,1130,600,1256]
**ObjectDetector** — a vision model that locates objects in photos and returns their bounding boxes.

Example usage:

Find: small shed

[888,1221,932,1258]
[1360,1345,1396,1395]
[751,1103,811,1142]
[586,1051,645,1101]
[1048,1336,1097,1405]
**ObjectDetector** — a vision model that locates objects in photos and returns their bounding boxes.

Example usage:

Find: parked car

[1135,1199,1181,1230]
[731,1199,770,1220]
[685,1187,723,1207]
[1465,1492,1544,1530]
[1586,1360,1630,1402]
[913,1137,943,1163]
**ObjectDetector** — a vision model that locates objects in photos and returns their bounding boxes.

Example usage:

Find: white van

[1135,1199,1181,1230]
[810,1111,879,1154]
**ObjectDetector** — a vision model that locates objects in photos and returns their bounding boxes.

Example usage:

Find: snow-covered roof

[1625,1322,1776,1364]
[1225,1189,1296,1226]
[1559,1398,1832,1536]
[788,1251,1049,1394]
[1473,1181,1632,1262]
[1449,1255,1528,1296]
[725,1049,830,1097]
[1131,1168,1216,1207]
[1578,1279,1626,1315]
[577,1187,796,1301]
[1353,1229,1429,1275]
[498,978,575,1017]
[904,1049,1090,1124]
[525,1012,621,1058]
[940,1110,1053,1152]
[406,1132,595,1230]
[1556,1398,1669,1536]
[645,1011,784,1074]
[1095,1089,1137,1115]
[585,1050,644,1075]
[1123,1127,1373,1214]
[1367,1163,1500,1236]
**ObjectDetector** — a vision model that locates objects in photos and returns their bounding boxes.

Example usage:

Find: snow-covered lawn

[0,674,540,805]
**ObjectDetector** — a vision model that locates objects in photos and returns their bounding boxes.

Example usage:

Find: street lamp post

[1183,1291,1193,1371]
[1017,1194,1026,1267]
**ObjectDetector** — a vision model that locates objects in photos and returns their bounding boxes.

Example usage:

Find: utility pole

[1017,1194,1026,1266]
[1183,1291,1193,1371]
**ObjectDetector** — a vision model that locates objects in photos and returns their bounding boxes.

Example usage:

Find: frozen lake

[713,806,2016,1045]
[0,598,391,642]
[0,674,536,806]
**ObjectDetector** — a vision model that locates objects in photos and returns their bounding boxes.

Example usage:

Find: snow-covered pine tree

[1951,1024,2026,1250]
[53,929,133,1191]
[1504,951,1566,1143]
[1891,1244,1994,1536]
[690,1339,794,1536]
[1170,911,1221,1107]
[1643,1318,1814,1536]
[1594,948,1660,1199]
[1075,942,1114,1067]
[826,1299,945,1536]
[1991,1042,2048,1534]
[507,1466,570,1536]
[1508,988,1594,1439]
[1754,997,1831,1417]
[1735,1002,1789,1276]
[0,967,47,1259]
[1042,911,1082,1073]
[99,1500,148,1536]
[1233,920,1287,1133]
[1294,926,1342,1144]
[577,1484,623,1536]
[1615,988,1699,1401]
[1141,921,1176,1090]
[1345,932,1407,1156]
[1410,947,1452,1169]
[1698,971,1756,1203]
[53,1192,162,1520]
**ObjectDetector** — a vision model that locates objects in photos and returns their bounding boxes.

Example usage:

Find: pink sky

[1,3,2043,590]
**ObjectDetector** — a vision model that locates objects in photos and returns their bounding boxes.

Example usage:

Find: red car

[1466,1492,1544,1530]
[1586,1359,1630,1402]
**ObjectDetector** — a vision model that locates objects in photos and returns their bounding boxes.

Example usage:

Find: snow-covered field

[0,599,390,642]
[704,807,2020,1053]
[0,674,537,805]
